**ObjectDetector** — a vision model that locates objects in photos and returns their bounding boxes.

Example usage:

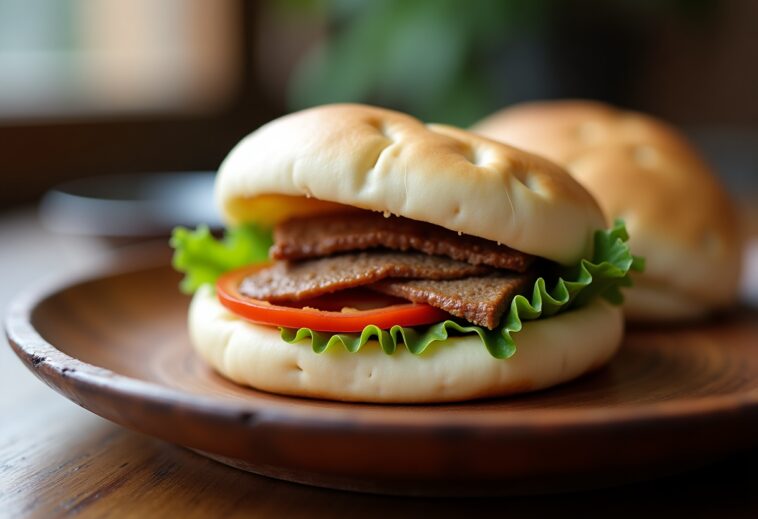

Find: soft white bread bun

[201,104,621,403]
[473,100,743,322]
[216,103,605,265]
[190,285,623,403]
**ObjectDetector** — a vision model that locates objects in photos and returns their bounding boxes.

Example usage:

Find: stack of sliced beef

[241,212,537,329]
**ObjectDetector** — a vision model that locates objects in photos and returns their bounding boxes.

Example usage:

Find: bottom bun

[623,277,709,322]
[189,286,624,403]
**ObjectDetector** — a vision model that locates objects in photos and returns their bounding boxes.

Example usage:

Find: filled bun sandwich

[474,100,742,323]
[171,104,639,403]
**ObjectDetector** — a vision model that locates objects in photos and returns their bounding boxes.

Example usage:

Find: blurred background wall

[0,0,756,210]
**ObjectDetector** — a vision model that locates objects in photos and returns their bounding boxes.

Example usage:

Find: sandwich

[171,104,640,403]
[473,100,742,322]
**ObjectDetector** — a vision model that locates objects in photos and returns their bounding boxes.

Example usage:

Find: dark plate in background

[38,172,221,238]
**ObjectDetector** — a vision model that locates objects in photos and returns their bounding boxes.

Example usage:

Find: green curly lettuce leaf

[282,220,644,358]
[170,224,272,294]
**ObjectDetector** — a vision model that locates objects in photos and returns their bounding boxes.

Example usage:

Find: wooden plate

[5,245,758,496]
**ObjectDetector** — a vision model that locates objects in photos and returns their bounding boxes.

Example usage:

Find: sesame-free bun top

[216,104,605,265]
[473,100,743,321]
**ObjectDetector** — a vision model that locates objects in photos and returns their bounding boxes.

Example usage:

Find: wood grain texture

[5,246,758,497]
[2,403,755,519]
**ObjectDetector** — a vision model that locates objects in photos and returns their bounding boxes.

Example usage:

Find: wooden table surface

[1,208,757,518]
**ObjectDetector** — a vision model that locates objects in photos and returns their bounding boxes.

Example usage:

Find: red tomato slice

[216,264,450,332]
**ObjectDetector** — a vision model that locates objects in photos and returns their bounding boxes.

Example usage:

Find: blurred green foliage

[282,0,716,126]
[285,0,548,126]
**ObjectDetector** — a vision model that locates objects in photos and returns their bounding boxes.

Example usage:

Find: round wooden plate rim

[5,244,758,432]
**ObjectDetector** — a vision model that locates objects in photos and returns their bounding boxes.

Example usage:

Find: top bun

[216,104,605,265]
[473,100,743,321]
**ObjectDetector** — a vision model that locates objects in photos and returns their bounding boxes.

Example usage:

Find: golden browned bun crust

[216,104,605,265]
[189,286,623,403]
[473,100,743,321]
